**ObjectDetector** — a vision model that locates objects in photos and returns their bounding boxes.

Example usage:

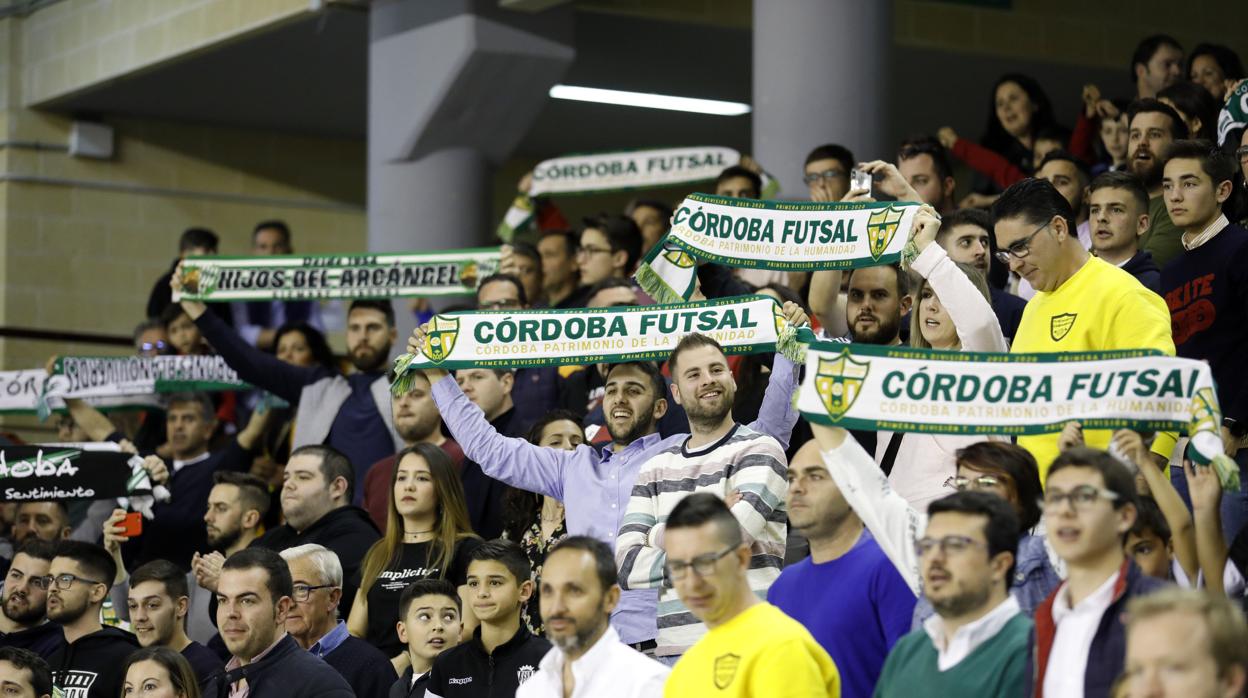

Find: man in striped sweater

[616,333,789,663]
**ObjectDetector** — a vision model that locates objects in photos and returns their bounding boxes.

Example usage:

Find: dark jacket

[48,625,140,698]
[1122,250,1162,294]
[460,408,528,540]
[203,634,353,698]
[990,286,1027,341]
[1033,560,1166,698]
[425,625,551,698]
[390,667,428,698]
[0,621,65,660]
[252,505,380,613]
[324,634,398,698]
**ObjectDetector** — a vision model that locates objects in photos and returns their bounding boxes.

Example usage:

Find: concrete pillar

[752,0,892,199]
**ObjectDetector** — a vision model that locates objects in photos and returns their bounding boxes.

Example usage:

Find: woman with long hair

[501,410,583,635]
[347,443,481,664]
[121,647,201,698]
[1188,43,1246,101]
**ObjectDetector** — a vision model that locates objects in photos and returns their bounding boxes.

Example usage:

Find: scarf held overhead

[635,193,922,303]
[173,247,500,302]
[797,342,1239,490]
[390,294,814,394]
[46,355,247,400]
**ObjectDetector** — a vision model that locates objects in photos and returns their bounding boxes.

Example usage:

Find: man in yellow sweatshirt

[992,178,1176,477]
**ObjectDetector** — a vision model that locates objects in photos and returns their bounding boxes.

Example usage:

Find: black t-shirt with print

[365,538,481,656]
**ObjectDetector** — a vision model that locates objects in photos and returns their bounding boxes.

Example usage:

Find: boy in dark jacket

[391,579,463,698]
[46,541,140,698]
[425,541,550,698]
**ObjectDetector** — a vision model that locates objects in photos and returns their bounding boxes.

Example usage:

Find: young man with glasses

[992,178,1175,476]
[280,544,396,698]
[45,541,139,698]
[662,493,840,697]
[1033,447,1166,698]
[873,491,1032,698]
[576,214,642,289]
[0,541,63,659]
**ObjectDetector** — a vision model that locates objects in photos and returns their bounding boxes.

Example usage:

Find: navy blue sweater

[324,634,398,698]
[1161,223,1248,422]
[195,309,393,495]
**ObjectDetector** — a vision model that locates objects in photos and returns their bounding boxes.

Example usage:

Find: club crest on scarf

[813,350,870,420]
[866,205,905,260]
[423,316,461,364]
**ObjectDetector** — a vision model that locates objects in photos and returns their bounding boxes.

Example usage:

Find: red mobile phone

[121,512,143,537]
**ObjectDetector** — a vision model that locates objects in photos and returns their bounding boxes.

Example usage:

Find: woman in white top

[878,209,1009,510]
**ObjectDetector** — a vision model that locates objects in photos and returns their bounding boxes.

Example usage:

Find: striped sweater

[615,423,788,657]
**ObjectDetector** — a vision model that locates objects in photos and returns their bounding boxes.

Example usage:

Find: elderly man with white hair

[280,544,397,698]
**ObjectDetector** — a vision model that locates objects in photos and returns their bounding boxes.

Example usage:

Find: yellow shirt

[664,602,840,698]
[1011,255,1176,476]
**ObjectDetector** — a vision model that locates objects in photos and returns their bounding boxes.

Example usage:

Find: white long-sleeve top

[881,244,1010,511]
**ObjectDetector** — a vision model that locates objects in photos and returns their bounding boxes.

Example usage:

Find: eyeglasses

[576,245,613,258]
[291,584,336,602]
[664,546,736,581]
[994,221,1051,264]
[944,475,1005,492]
[1042,484,1120,511]
[50,573,105,591]
[477,298,522,310]
[138,341,167,352]
[914,535,987,558]
[802,169,847,185]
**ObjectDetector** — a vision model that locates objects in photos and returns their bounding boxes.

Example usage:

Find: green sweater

[1143,195,1184,268]
[873,613,1033,698]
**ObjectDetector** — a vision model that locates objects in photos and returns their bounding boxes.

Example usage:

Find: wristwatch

[1224,417,1247,439]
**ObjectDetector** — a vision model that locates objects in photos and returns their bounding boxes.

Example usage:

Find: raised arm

[1116,430,1198,581]
[810,422,923,595]
[910,242,1008,353]
[1188,461,1230,595]
[746,301,810,450]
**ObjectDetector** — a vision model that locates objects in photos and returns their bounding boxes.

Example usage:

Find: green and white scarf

[390,294,814,394]
[1217,78,1248,146]
[496,146,779,242]
[0,369,162,414]
[797,342,1240,490]
[635,194,923,303]
[36,355,249,418]
[174,248,500,302]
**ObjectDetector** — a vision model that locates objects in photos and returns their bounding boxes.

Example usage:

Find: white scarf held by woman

[797,341,1240,491]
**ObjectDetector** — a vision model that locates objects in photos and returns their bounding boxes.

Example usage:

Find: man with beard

[517,537,668,698]
[11,505,70,548]
[767,442,915,698]
[0,541,63,659]
[873,492,1032,697]
[1132,35,1185,100]
[1127,98,1189,267]
[178,272,405,497]
[362,372,464,532]
[125,560,222,683]
[616,334,789,663]
[46,542,139,698]
[408,301,807,654]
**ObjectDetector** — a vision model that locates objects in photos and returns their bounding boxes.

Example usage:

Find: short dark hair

[624,199,674,221]
[1158,81,1220,140]
[159,302,190,330]
[348,299,396,328]
[846,262,913,299]
[546,536,617,593]
[579,214,644,272]
[0,647,51,697]
[15,537,58,562]
[539,229,578,258]
[804,143,856,173]
[289,444,355,503]
[714,165,763,198]
[165,392,215,422]
[132,318,164,344]
[510,241,542,268]
[1130,495,1171,544]
[398,578,461,620]
[1161,139,1239,188]
[212,471,272,521]
[927,491,1021,585]
[668,333,726,377]
[955,441,1043,531]
[178,228,218,254]
[1047,447,1140,512]
[1127,98,1187,141]
[1088,170,1150,213]
[221,547,293,603]
[468,539,532,585]
[252,220,291,247]
[898,136,954,181]
[477,273,528,307]
[935,208,993,246]
[1188,43,1246,82]
[585,277,637,306]
[604,361,667,401]
[1037,149,1090,183]
[666,492,742,547]
[54,541,115,590]
[1132,34,1183,83]
[129,559,189,600]
[525,409,585,446]
[992,177,1078,239]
